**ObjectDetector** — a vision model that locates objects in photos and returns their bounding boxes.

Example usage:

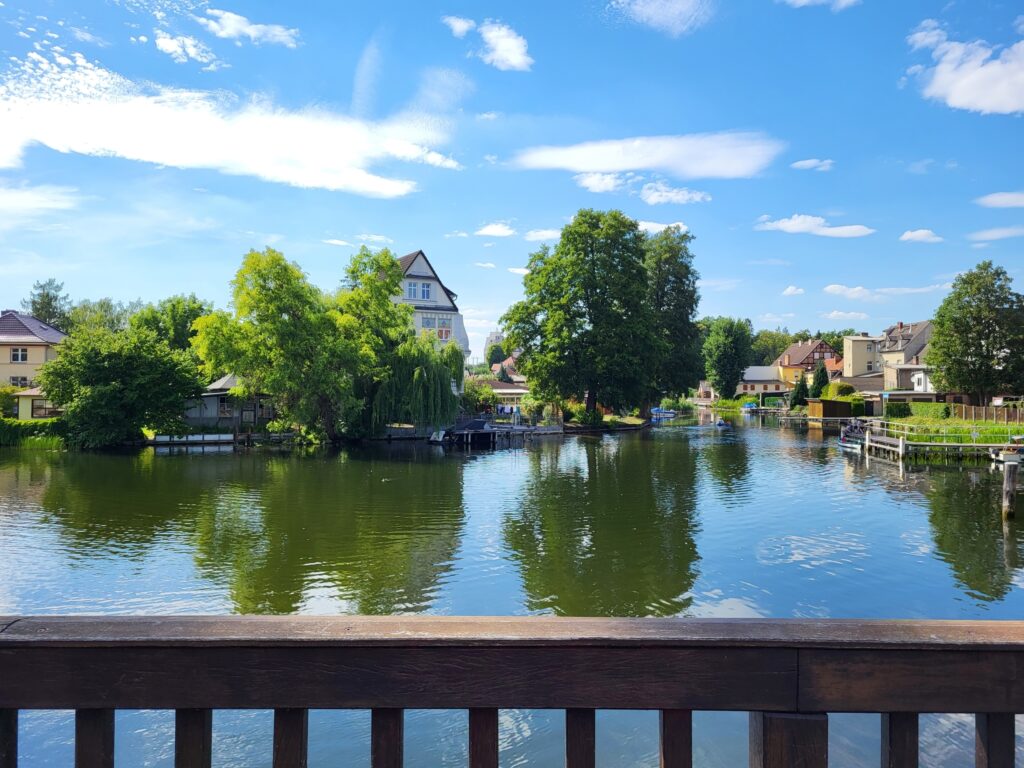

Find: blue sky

[1,0,1022,360]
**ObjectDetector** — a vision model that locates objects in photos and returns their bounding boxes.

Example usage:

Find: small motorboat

[838,420,866,453]
[715,419,730,428]
[650,407,677,420]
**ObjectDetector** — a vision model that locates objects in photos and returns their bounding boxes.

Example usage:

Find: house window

[421,315,436,329]
[437,316,452,341]
[406,282,418,300]
[31,399,59,419]
[10,348,28,363]
[775,385,780,391]
[9,377,28,388]
[866,361,873,371]
[763,384,769,391]
[421,282,431,300]
[218,396,234,418]
[866,343,873,352]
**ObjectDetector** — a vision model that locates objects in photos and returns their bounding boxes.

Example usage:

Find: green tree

[461,377,498,413]
[129,294,212,351]
[485,343,505,366]
[502,209,658,412]
[751,327,793,366]
[21,278,72,331]
[496,364,513,383]
[789,375,809,407]
[68,298,144,334]
[702,317,753,400]
[809,360,829,399]
[37,327,203,448]
[0,384,19,417]
[926,261,1024,403]
[644,225,701,399]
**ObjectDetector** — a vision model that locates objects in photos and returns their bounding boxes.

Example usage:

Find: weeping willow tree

[372,337,465,432]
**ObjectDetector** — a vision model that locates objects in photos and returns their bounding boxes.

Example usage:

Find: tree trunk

[585,389,597,412]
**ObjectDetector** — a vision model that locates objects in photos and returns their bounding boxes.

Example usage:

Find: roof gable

[772,339,835,367]
[399,250,460,309]
[0,311,67,344]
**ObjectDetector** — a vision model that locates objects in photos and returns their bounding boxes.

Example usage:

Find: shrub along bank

[0,417,65,448]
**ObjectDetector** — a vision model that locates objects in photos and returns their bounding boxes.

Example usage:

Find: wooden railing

[0,616,1022,767]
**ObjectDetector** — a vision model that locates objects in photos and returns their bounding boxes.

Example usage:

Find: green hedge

[0,417,66,447]
[909,402,950,419]
[884,402,912,419]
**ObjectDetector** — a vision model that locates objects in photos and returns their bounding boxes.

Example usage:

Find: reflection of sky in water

[1,420,1023,765]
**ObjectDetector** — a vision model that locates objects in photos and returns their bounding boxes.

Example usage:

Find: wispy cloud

[823,310,868,320]
[640,180,711,204]
[975,191,1024,208]
[194,9,299,47]
[474,262,496,268]
[574,172,625,193]
[699,277,740,291]
[0,182,79,232]
[70,27,109,46]
[508,266,529,275]
[322,238,353,247]
[358,233,393,243]
[756,214,875,238]
[516,131,785,179]
[790,158,834,171]
[524,229,561,241]
[153,30,220,68]
[638,220,687,234]
[824,283,947,302]
[782,285,804,296]
[760,312,796,323]
[444,230,469,238]
[609,0,714,37]
[899,229,943,243]
[967,226,1024,242]
[475,222,516,237]
[778,0,860,11]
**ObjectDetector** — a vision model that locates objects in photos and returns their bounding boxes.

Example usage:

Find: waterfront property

[880,320,933,390]
[484,378,530,407]
[397,250,471,356]
[11,385,60,420]
[773,338,840,386]
[736,365,792,402]
[0,310,66,390]
[182,373,275,431]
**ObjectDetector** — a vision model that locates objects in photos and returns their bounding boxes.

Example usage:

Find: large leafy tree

[502,209,658,412]
[21,278,72,331]
[38,327,203,448]
[926,261,1024,403]
[644,225,701,399]
[129,294,212,351]
[702,317,753,399]
[751,328,793,366]
[485,343,505,366]
[68,298,144,334]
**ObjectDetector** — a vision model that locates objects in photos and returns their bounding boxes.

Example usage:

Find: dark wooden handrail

[0,616,1021,767]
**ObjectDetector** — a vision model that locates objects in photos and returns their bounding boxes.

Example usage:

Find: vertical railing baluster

[468,708,498,768]
[371,709,403,768]
[975,713,1014,768]
[0,709,16,768]
[175,709,212,768]
[272,709,308,768]
[659,709,691,768]
[881,713,918,768]
[749,712,827,768]
[565,708,595,768]
[75,709,115,768]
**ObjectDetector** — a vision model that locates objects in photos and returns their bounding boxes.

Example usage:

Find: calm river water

[1,418,1021,765]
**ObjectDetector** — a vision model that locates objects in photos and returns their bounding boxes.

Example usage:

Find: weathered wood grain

[0,709,15,768]
[659,709,692,768]
[749,712,827,768]
[75,709,114,768]
[371,709,403,768]
[468,708,498,768]
[974,713,1014,768]
[272,709,307,768]
[881,713,918,768]
[175,709,212,768]
[565,708,595,768]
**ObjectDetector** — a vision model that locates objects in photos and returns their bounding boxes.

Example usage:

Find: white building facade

[396,251,471,356]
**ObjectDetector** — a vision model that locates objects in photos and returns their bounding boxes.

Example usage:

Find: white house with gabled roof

[396,250,471,356]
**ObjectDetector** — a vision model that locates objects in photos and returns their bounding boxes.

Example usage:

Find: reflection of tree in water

[190,446,465,614]
[924,468,1023,602]
[702,433,751,495]
[503,433,700,616]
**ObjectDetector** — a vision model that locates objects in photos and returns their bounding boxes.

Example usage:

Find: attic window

[406,282,418,299]
[421,283,431,300]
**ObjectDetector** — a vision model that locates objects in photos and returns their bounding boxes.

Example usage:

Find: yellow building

[843,334,883,377]
[14,387,60,420]
[0,310,67,390]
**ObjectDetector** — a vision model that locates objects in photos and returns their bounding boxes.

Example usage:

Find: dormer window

[406,282,418,300]
[421,282,431,300]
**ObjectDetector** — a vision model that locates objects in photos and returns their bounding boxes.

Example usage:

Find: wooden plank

[0,646,797,711]
[565,708,595,768]
[881,713,918,768]
[272,709,307,768]
[468,708,498,768]
[175,709,212,768]
[799,649,1024,712]
[75,709,114,768]
[749,712,827,768]
[371,709,403,768]
[975,713,1014,768]
[0,709,15,768]
[659,709,692,768]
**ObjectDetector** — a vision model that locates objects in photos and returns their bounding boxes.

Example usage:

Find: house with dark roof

[0,310,67,390]
[772,338,840,386]
[879,320,933,390]
[182,374,275,431]
[396,251,471,356]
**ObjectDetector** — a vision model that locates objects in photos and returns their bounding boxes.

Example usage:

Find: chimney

[898,321,904,331]
[784,354,791,366]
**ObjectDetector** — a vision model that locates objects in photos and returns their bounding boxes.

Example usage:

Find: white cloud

[154,29,219,67]
[474,262,496,268]
[638,220,687,234]
[516,131,785,179]
[899,228,943,243]
[1016,15,1024,36]
[699,277,740,291]
[968,226,1024,242]
[0,182,79,232]
[524,229,561,241]
[475,222,516,237]
[790,158,834,171]
[0,49,462,198]
[971,242,991,249]
[975,191,1024,208]
[441,16,476,39]
[444,230,469,238]
[823,310,868,321]
[906,19,1024,115]
[760,312,796,323]
[755,214,875,238]
[476,111,500,120]
[824,283,947,302]
[358,233,393,243]
[477,21,533,71]
[778,0,860,11]
[640,180,711,204]
[781,285,804,296]
[483,154,498,164]
[194,9,299,47]
[508,267,529,275]
[350,38,381,117]
[70,27,109,46]
[322,238,353,247]
[609,0,714,37]
[573,172,624,193]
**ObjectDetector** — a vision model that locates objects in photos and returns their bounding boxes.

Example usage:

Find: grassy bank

[0,417,65,449]
[884,416,1022,444]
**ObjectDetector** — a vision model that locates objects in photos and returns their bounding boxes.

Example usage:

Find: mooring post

[898,436,906,459]
[1002,461,1018,520]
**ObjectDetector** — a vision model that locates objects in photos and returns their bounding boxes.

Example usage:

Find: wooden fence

[953,404,1024,424]
[0,616,1022,767]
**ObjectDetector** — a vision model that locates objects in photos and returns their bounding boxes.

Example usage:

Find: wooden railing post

[371,709,403,768]
[975,713,1015,768]
[0,710,15,768]
[272,709,308,768]
[881,713,918,768]
[75,709,114,768]
[468,708,498,768]
[565,708,595,768]
[175,709,212,768]
[749,712,826,768]
[659,709,692,768]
